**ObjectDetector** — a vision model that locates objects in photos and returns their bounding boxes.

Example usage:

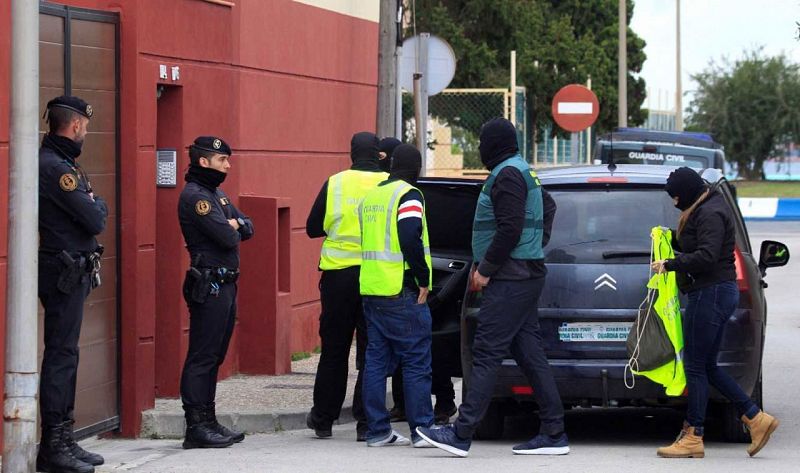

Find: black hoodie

[306,132,384,239]
[476,118,557,280]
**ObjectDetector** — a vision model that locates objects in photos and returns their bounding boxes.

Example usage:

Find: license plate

[558,322,632,342]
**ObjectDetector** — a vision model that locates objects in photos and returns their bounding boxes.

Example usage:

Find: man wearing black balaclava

[38,95,108,473]
[306,132,388,442]
[418,118,567,458]
[359,144,435,447]
[178,136,254,449]
[378,137,402,173]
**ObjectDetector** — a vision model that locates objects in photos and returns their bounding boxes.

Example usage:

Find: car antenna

[608,129,616,173]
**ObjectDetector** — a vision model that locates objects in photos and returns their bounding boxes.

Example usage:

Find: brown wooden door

[38,3,119,437]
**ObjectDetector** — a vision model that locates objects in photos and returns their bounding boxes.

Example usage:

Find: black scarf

[42,133,83,164]
[478,118,519,170]
[185,165,227,191]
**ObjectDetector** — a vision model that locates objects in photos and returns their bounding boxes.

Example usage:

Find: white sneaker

[413,438,435,448]
[367,430,411,447]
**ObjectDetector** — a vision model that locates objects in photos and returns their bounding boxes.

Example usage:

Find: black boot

[182,406,234,449]
[207,403,245,443]
[36,424,95,473]
[62,416,105,466]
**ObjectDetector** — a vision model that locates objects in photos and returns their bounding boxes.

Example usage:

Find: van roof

[598,128,723,150]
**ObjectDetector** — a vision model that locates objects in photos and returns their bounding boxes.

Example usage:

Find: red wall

[2,0,379,438]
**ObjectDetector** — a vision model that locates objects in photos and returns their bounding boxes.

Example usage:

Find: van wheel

[474,401,504,440]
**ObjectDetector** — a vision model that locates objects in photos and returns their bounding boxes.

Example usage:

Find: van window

[545,189,681,264]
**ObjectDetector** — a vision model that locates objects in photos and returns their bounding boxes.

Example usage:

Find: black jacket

[665,191,736,293]
[476,165,557,280]
[39,145,108,253]
[178,182,254,269]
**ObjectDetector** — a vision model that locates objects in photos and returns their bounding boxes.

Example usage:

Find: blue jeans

[362,289,433,443]
[684,280,759,429]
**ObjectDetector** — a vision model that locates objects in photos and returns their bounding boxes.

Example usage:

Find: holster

[56,251,85,294]
[182,255,212,305]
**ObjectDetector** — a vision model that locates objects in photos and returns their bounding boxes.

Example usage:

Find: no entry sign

[552,84,600,132]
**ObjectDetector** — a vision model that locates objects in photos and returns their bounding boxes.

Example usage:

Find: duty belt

[200,266,240,284]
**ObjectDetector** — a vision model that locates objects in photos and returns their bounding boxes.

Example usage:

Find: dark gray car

[419,164,789,443]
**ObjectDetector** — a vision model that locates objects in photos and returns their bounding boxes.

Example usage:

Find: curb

[738,198,800,220]
[140,407,355,439]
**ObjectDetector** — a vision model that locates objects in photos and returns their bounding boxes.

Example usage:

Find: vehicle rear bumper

[492,358,753,405]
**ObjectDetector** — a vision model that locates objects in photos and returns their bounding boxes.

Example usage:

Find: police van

[594,128,726,170]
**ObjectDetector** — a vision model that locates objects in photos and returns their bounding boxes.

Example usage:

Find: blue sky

[630,0,800,112]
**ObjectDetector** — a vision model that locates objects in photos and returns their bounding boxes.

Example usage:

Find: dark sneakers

[36,424,95,473]
[512,433,570,455]
[388,407,406,423]
[415,425,471,457]
[306,412,332,439]
[207,404,245,443]
[356,421,368,442]
[182,407,234,449]
[434,403,457,425]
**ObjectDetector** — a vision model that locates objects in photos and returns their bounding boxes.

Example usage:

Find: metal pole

[414,33,429,175]
[377,0,398,137]
[618,0,628,127]
[570,133,578,164]
[586,76,593,164]
[5,0,40,471]
[510,50,517,126]
[554,135,559,165]
[675,0,683,131]
[395,3,404,139]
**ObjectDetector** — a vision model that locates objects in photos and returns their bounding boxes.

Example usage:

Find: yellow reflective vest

[359,180,432,296]
[635,227,687,396]
[319,169,387,270]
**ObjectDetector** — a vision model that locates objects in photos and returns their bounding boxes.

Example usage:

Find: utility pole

[414,33,429,175]
[618,0,627,128]
[675,0,683,131]
[377,0,398,138]
[4,0,40,471]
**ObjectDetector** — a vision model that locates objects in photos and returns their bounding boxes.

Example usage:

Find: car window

[599,145,711,169]
[545,188,681,264]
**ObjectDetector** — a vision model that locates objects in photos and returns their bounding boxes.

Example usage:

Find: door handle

[448,261,466,270]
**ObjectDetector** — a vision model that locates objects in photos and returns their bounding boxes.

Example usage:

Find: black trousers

[309,267,366,427]
[455,277,565,438]
[39,253,91,427]
[391,338,456,410]
[180,281,237,408]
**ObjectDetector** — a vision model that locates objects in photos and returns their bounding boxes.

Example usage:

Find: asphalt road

[90,221,800,473]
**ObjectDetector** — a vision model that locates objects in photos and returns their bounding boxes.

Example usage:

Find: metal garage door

[38,2,119,438]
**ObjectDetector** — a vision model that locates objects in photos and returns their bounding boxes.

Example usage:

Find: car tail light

[587,177,629,184]
[511,386,534,395]
[734,246,750,292]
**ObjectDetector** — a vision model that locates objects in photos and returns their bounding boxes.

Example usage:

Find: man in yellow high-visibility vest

[306,132,388,441]
[359,144,435,448]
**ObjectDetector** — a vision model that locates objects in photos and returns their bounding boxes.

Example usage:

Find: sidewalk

[141,351,364,439]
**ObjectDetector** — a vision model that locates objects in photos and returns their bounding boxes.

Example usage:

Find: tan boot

[657,426,705,458]
[742,411,779,457]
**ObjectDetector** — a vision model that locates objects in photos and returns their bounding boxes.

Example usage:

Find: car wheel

[720,377,762,443]
[474,400,504,440]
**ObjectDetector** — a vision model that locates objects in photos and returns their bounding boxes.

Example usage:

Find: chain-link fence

[401,87,593,175]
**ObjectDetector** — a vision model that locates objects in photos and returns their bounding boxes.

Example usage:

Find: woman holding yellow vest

[360,144,435,448]
[653,167,779,459]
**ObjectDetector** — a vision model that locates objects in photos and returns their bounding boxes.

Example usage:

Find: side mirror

[758,240,790,276]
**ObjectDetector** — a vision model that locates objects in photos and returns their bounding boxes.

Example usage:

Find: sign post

[552,84,600,164]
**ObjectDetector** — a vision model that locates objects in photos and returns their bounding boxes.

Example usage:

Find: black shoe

[207,403,245,443]
[36,424,95,473]
[356,421,368,442]
[388,407,406,423]
[62,418,105,466]
[182,406,234,449]
[306,412,332,438]
[434,403,457,425]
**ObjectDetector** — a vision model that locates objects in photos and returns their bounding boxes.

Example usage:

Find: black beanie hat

[478,117,519,170]
[665,167,707,210]
[390,144,422,184]
[350,132,380,164]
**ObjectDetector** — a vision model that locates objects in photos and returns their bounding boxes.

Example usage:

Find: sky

[630,0,800,112]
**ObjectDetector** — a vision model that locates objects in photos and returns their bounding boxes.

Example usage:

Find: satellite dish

[399,34,456,96]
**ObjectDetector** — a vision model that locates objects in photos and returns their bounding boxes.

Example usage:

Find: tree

[407,0,647,135]
[686,51,800,180]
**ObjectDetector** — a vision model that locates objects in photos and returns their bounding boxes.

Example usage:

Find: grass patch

[732,180,800,198]
[312,345,321,354]
[291,351,312,362]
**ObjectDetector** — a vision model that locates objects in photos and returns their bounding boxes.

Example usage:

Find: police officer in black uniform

[178,136,254,449]
[38,96,108,473]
